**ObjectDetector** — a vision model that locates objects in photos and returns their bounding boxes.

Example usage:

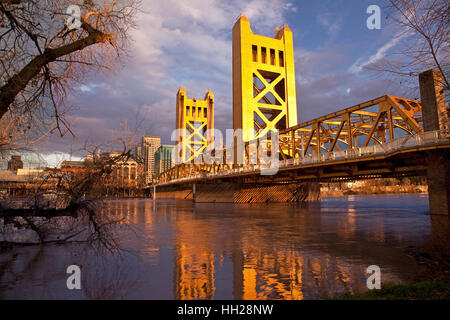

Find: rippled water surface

[0,194,432,299]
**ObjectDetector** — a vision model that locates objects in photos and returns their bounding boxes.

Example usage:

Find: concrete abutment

[154,182,320,203]
[419,69,450,215]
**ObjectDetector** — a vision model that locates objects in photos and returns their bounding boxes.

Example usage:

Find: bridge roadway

[156,130,450,187]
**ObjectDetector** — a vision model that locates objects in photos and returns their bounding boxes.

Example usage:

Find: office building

[142,136,161,183]
[155,145,175,176]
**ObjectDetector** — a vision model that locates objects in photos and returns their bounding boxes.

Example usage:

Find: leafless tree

[0,0,140,144]
[367,0,449,95]
[0,119,143,253]
[0,111,52,158]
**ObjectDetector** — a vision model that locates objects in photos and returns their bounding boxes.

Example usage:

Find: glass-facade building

[154,145,175,176]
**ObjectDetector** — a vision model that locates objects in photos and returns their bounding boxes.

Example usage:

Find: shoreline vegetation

[335,224,450,300]
[0,197,123,253]
[338,278,450,300]
[321,177,428,197]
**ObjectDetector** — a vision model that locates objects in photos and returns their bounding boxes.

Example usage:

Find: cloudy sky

[41,0,413,166]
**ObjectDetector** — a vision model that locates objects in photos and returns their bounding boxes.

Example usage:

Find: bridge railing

[275,129,448,169]
[157,130,449,184]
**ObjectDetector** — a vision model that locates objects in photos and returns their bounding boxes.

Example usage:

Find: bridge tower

[176,87,214,163]
[232,16,298,142]
[419,69,450,215]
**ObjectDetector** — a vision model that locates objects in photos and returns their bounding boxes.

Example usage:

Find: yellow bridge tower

[176,87,214,163]
[232,16,298,142]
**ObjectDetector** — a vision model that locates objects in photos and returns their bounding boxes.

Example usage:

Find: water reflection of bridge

[86,199,447,300]
[139,201,416,300]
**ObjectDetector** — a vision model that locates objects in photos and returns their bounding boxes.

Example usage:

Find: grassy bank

[337,239,450,300]
[339,278,450,300]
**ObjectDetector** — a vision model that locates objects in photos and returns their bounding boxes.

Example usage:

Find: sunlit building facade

[141,136,161,184]
[154,145,174,176]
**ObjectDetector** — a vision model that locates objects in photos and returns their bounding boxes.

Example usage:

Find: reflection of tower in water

[230,207,368,300]
[232,243,366,300]
[171,204,387,300]
[173,219,215,300]
[233,247,305,300]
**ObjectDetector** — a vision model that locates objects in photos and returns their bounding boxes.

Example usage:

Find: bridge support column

[193,182,320,203]
[419,69,450,215]
[151,185,193,200]
[426,150,450,215]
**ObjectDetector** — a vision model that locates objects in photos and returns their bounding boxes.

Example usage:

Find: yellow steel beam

[233,16,297,142]
[176,87,214,163]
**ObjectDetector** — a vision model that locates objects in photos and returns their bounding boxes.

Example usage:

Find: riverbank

[336,235,450,300]
[321,177,428,196]
[340,278,450,300]
[0,198,119,250]
[321,187,427,197]
[0,215,92,245]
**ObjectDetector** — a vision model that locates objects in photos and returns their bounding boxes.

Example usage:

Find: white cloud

[349,29,412,73]
[126,0,297,129]
[78,83,100,93]
[48,0,300,153]
[316,12,343,39]
[131,0,297,79]
[41,153,82,168]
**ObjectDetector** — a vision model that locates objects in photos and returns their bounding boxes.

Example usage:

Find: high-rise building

[142,136,161,184]
[154,145,175,176]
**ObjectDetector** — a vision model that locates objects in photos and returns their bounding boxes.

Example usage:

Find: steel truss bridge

[158,95,450,186]
[154,16,449,213]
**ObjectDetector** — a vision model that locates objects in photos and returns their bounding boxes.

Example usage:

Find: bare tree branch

[0,0,140,151]
[366,0,449,95]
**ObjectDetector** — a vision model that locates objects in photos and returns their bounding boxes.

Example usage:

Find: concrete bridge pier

[419,69,450,215]
[192,181,320,203]
[153,181,320,203]
[425,150,450,215]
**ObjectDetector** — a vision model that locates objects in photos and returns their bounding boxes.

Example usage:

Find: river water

[0,194,433,300]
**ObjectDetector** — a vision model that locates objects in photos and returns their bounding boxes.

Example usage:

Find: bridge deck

[156,130,450,186]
